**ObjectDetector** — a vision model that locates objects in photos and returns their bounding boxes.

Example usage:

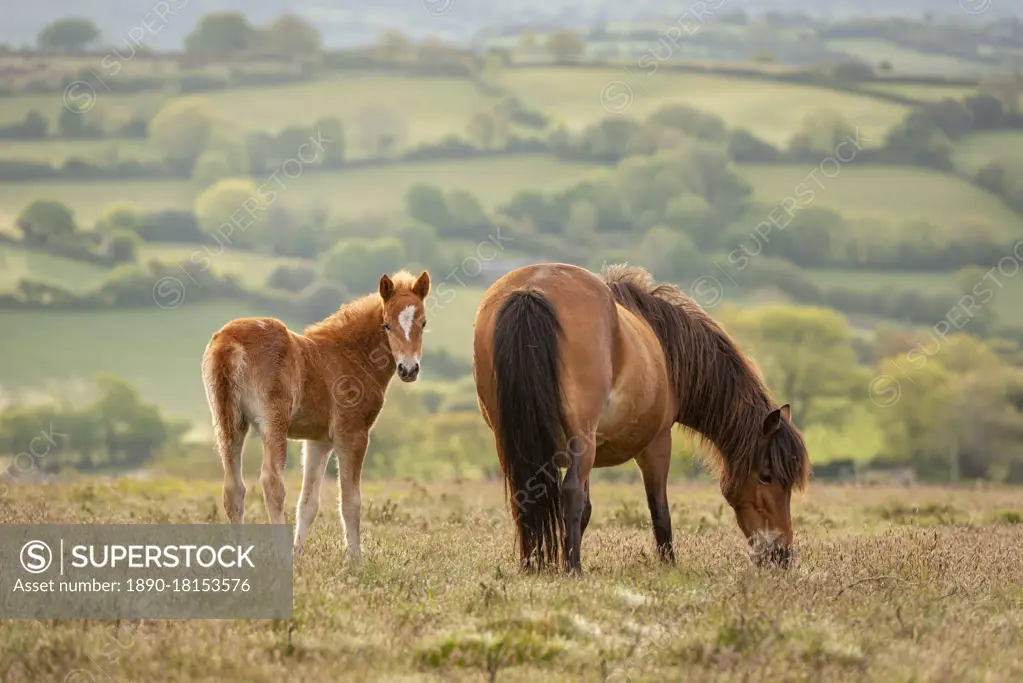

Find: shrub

[322,237,406,293]
[193,177,266,247]
[16,200,77,244]
[94,202,141,234]
[266,264,317,293]
[135,211,203,243]
[294,280,347,323]
[104,230,140,263]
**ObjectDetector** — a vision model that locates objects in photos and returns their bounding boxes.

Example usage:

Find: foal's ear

[762,404,790,437]
[412,270,431,299]
[379,273,395,301]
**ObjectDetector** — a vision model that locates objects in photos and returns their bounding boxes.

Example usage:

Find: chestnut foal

[202,270,430,561]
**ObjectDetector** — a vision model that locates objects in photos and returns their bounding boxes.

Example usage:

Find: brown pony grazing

[202,270,431,561]
[472,263,810,573]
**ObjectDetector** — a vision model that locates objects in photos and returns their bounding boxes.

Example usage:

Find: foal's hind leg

[293,440,333,557]
[219,420,249,524]
[636,430,675,564]
[259,423,290,525]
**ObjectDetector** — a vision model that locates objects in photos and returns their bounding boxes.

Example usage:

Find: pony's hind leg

[636,430,675,564]
[293,440,333,557]
[562,426,597,574]
[580,478,592,536]
[259,424,289,525]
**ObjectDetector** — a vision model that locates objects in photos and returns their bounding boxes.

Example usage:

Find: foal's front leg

[335,430,369,563]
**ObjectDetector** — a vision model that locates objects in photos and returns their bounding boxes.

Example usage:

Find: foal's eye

[421,320,427,329]
[384,323,391,332]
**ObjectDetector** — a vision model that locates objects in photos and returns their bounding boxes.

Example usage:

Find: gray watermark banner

[0,524,293,619]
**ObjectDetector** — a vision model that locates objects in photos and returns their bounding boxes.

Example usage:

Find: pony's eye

[758,473,772,485]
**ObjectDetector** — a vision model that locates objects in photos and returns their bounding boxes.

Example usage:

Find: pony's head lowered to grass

[724,403,809,568]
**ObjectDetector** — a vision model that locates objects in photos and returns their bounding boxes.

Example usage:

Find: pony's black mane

[601,264,810,497]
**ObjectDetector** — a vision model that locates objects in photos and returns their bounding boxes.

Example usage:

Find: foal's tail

[201,334,246,463]
[492,289,565,570]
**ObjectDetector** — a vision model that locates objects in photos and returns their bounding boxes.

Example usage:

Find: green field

[0,303,281,424]
[802,268,954,292]
[0,282,483,427]
[861,82,978,102]
[827,38,993,78]
[0,156,606,228]
[737,164,1023,236]
[5,478,1023,682]
[0,137,160,165]
[952,131,1023,175]
[137,244,313,288]
[0,242,110,290]
[0,74,505,155]
[500,67,910,148]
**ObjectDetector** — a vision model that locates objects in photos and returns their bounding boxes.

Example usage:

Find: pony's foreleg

[259,427,289,525]
[293,440,333,558]
[636,430,675,564]
[335,430,368,564]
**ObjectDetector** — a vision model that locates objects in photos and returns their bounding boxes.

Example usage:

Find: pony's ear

[412,270,431,299]
[762,405,788,437]
[779,404,791,422]
[379,273,395,301]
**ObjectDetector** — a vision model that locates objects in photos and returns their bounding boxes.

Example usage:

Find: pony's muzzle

[397,362,420,382]
[749,531,796,569]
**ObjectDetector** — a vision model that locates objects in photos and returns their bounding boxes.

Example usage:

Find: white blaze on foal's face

[398,305,416,341]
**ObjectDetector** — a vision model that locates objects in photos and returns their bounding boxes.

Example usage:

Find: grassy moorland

[2,478,1022,682]
[500,67,911,147]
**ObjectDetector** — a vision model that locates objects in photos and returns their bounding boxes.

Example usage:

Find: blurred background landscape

[3,0,1023,487]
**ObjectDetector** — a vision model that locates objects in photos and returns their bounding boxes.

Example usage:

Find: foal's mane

[601,264,809,498]
[303,270,420,341]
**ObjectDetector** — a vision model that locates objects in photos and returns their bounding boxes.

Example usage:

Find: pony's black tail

[492,289,565,570]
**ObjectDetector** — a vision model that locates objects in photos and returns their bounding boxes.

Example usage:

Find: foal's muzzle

[397,362,420,382]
